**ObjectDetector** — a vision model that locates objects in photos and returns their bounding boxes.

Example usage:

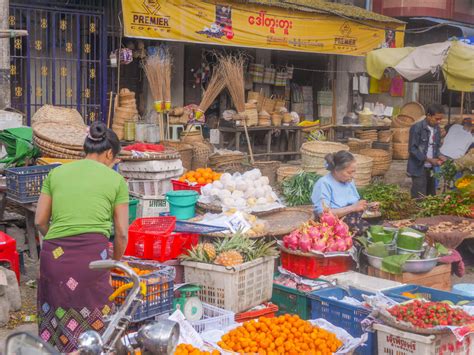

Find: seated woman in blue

[312,151,371,235]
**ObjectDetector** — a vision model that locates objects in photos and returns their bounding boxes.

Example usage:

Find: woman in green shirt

[34,121,129,352]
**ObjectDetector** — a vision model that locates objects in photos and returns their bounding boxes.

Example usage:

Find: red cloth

[439,249,465,278]
[122,143,165,153]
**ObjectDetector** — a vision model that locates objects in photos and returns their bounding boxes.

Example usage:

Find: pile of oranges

[217,314,343,355]
[178,168,221,185]
[174,344,220,355]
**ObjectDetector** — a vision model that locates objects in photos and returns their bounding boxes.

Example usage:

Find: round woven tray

[118,149,180,161]
[259,207,314,236]
[34,137,84,155]
[34,122,87,148]
[196,201,285,217]
[39,151,82,160]
[36,144,85,158]
[400,102,425,121]
[301,141,349,156]
[32,105,85,127]
[392,115,415,128]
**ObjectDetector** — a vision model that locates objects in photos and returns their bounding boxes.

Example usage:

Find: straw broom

[197,66,226,117]
[161,47,173,140]
[218,53,254,163]
[143,53,164,141]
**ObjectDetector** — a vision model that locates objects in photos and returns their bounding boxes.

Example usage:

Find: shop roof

[230,0,405,24]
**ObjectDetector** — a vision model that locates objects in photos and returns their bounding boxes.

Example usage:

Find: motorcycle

[5,260,180,355]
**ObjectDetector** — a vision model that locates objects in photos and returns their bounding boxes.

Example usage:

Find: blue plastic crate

[309,287,375,355]
[111,260,174,322]
[5,164,60,203]
[383,285,474,305]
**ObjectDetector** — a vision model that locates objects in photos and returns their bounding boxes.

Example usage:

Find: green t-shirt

[41,159,129,240]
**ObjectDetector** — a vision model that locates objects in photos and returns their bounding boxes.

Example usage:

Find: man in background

[407,104,443,198]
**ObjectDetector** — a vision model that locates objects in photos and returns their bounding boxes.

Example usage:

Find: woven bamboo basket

[191,141,212,170]
[282,113,292,124]
[181,130,204,144]
[392,127,410,143]
[243,105,258,127]
[208,152,245,169]
[400,102,425,121]
[378,130,393,143]
[252,161,281,186]
[112,124,124,140]
[355,130,378,141]
[247,91,260,102]
[262,97,276,113]
[391,114,415,128]
[214,161,252,174]
[274,99,286,112]
[258,117,271,127]
[271,113,282,126]
[301,141,349,170]
[393,143,409,160]
[347,138,372,153]
[161,141,194,171]
[32,105,85,127]
[353,154,373,187]
[276,165,303,182]
[359,148,392,176]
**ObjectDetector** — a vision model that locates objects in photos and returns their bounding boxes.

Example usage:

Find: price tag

[226,211,252,234]
[169,309,204,348]
[209,129,220,145]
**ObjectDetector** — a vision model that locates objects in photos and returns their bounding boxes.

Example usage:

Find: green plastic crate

[129,197,139,225]
[271,283,311,320]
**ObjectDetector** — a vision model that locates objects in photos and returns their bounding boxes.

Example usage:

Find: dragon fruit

[298,233,312,253]
[308,226,322,240]
[333,221,350,238]
[320,211,338,227]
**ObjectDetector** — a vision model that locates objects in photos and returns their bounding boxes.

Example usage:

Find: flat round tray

[196,201,285,217]
[378,311,450,335]
[260,207,314,236]
[33,122,87,148]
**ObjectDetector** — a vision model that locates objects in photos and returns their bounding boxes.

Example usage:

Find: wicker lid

[33,122,87,148]
[301,141,349,154]
[359,148,391,158]
[32,105,85,127]
[400,102,425,121]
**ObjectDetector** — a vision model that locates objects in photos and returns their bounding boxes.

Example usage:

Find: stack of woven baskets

[32,105,86,160]
[373,129,393,152]
[276,165,303,183]
[360,148,392,177]
[355,130,378,142]
[353,154,373,187]
[347,138,372,154]
[180,129,213,171]
[209,151,246,172]
[247,91,288,127]
[113,89,139,140]
[301,141,349,175]
[392,115,414,160]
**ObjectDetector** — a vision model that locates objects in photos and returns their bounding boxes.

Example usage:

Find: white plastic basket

[128,179,173,197]
[321,271,402,293]
[374,323,474,355]
[182,256,276,313]
[119,159,182,172]
[137,195,169,218]
[121,169,183,181]
[189,303,235,334]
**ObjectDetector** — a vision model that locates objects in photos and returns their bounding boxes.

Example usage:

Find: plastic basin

[452,284,474,297]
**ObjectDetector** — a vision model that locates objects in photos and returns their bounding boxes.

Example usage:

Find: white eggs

[219,190,232,199]
[220,173,232,184]
[235,180,247,192]
[225,180,236,192]
[212,180,224,189]
[244,188,256,199]
[232,190,244,199]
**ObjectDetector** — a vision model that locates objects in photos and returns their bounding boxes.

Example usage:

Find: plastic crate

[171,180,205,194]
[271,283,311,320]
[383,284,474,304]
[188,303,235,333]
[181,256,276,313]
[322,271,402,293]
[235,302,279,323]
[111,260,174,322]
[309,286,376,355]
[280,250,352,279]
[128,179,173,197]
[5,164,60,203]
[374,323,474,355]
[137,195,169,218]
[129,198,139,225]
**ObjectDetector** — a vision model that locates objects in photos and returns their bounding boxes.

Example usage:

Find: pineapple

[202,242,217,261]
[180,244,209,263]
[214,250,244,267]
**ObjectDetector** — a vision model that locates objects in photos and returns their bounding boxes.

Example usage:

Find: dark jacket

[407,119,441,177]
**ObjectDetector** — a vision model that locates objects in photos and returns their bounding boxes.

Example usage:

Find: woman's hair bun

[89,121,107,141]
[324,153,335,171]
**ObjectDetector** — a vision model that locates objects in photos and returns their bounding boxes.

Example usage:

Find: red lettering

[248,16,255,25]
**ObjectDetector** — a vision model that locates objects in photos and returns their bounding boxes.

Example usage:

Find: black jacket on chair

[407,119,441,177]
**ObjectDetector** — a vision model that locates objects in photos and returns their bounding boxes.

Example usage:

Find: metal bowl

[368,239,397,255]
[362,250,438,273]
[397,247,424,257]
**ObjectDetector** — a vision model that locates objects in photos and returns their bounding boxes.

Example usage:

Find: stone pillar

[0,0,10,109]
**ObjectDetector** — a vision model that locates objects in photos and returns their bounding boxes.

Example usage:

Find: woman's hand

[352,200,368,212]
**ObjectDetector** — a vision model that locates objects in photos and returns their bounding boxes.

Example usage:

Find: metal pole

[448,90,452,124]
[0,0,11,110]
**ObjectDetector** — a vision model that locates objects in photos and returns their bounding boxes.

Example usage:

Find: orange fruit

[197,177,206,184]
[206,179,213,184]
[194,172,202,179]
[188,177,197,183]
[179,177,186,182]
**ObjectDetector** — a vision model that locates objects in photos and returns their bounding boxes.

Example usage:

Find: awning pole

[460,91,464,121]
[448,90,452,124]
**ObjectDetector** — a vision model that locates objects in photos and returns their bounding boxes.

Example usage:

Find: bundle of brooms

[196,66,226,119]
[218,53,255,163]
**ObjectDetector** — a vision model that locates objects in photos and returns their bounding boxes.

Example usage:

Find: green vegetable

[397,228,425,250]
[368,241,389,257]
[359,183,417,220]
[433,160,459,191]
[381,253,414,274]
[436,243,449,256]
[417,190,473,217]
[281,172,321,206]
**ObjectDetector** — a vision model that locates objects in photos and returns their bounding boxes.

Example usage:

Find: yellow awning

[442,41,474,92]
[366,47,414,79]
[121,0,405,56]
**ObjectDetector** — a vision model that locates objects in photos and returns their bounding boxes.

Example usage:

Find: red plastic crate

[235,303,279,323]
[280,250,352,279]
[171,180,205,194]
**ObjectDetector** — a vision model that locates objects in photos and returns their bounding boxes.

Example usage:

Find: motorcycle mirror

[77,330,104,355]
[5,332,59,355]
[137,320,180,354]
